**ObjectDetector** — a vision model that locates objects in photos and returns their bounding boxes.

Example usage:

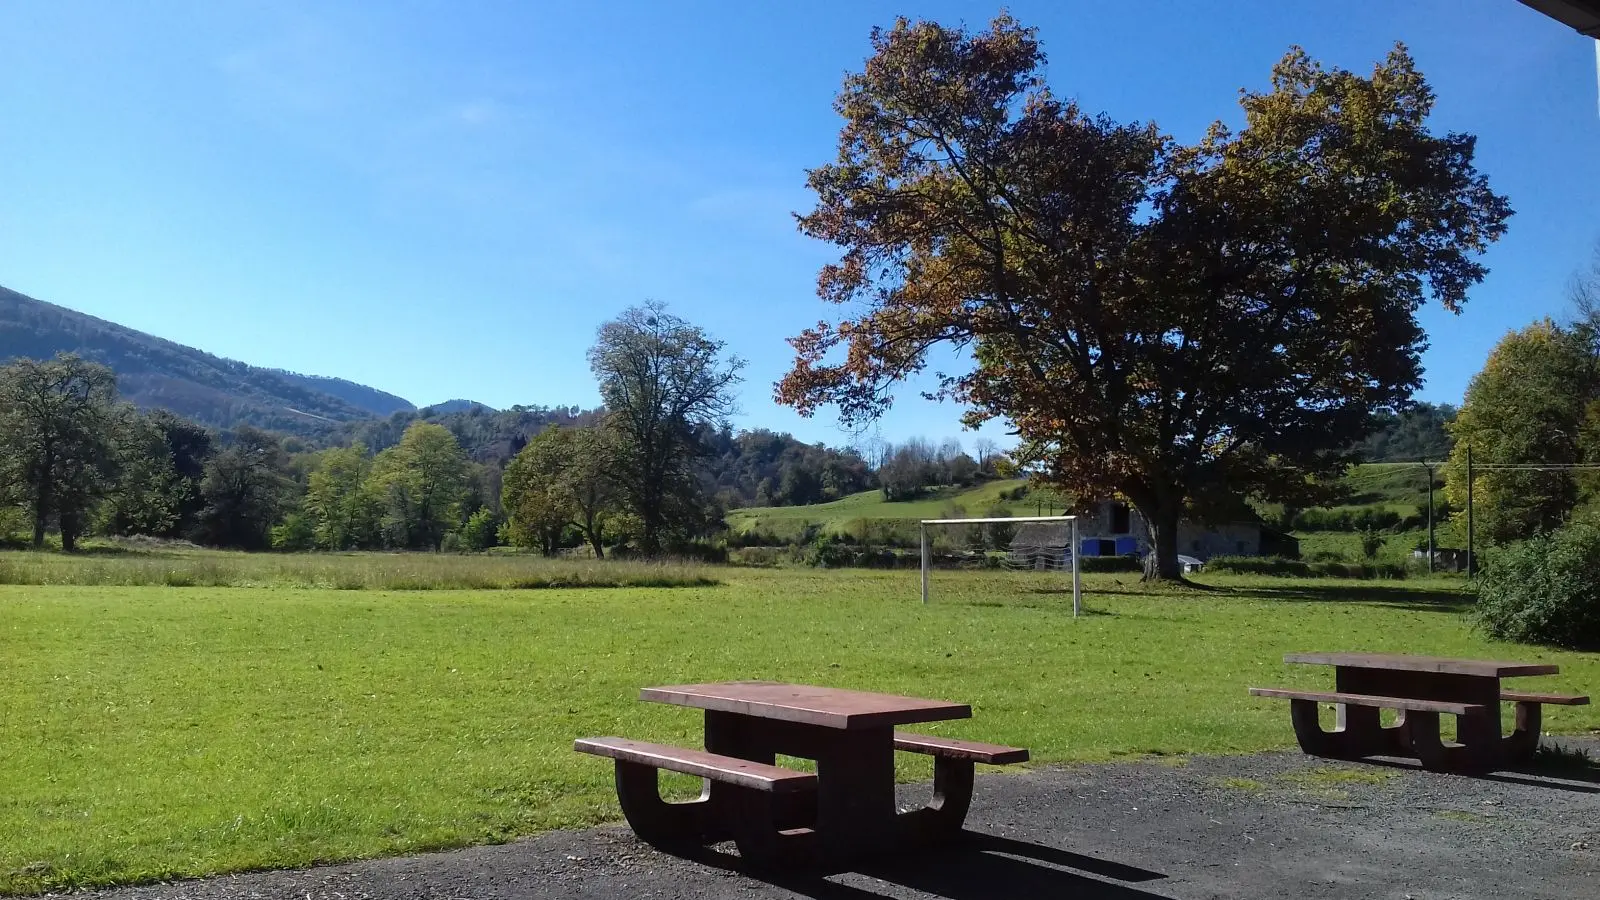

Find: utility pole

[1466,445,1475,578]
[1423,462,1435,575]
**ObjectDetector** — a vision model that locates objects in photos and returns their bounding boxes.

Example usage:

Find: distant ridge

[0,285,416,434]
[424,399,497,414]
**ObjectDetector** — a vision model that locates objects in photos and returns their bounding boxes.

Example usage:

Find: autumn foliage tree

[776,16,1511,579]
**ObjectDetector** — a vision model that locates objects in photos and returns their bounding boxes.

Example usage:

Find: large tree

[776,16,1511,578]
[501,426,580,556]
[589,302,744,555]
[1445,321,1597,545]
[304,443,382,550]
[196,426,294,549]
[370,422,468,550]
[0,354,122,550]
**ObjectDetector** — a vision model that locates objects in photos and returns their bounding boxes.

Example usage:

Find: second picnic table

[1251,652,1589,773]
[576,681,1029,866]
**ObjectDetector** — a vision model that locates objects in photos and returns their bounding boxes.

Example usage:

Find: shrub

[1476,521,1600,649]
[461,508,502,551]
[1205,556,1311,577]
[1307,560,1407,579]
[1079,555,1142,573]
[1359,526,1384,560]
[270,514,316,552]
[1206,556,1407,579]
[804,534,853,568]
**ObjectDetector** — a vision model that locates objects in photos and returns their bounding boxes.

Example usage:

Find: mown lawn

[2,567,1595,893]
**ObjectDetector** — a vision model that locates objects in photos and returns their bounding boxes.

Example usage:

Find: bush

[270,514,316,552]
[461,508,502,551]
[1205,556,1408,579]
[1292,507,1403,532]
[1476,522,1600,649]
[1079,555,1142,573]
[1205,556,1312,577]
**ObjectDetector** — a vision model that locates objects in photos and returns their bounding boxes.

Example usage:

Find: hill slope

[727,480,1043,533]
[0,285,415,433]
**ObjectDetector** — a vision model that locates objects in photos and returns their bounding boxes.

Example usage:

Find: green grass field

[2,564,1596,894]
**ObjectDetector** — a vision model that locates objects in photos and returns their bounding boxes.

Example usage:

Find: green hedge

[1477,522,1600,649]
[1079,555,1143,573]
[1205,556,1409,579]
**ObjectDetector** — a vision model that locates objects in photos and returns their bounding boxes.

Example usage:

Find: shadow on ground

[1083,582,1473,613]
[686,833,1170,900]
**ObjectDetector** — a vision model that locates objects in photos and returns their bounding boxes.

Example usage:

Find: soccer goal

[918,515,1081,616]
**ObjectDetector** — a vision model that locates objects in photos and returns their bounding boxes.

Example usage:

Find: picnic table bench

[1250,652,1589,773]
[575,681,1029,867]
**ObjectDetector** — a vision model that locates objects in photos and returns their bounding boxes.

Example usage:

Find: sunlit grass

[0,547,716,590]
[0,567,1594,893]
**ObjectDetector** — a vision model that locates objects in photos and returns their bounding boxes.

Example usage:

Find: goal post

[919,514,1081,617]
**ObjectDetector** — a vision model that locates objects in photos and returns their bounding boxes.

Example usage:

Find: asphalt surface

[68,740,1600,900]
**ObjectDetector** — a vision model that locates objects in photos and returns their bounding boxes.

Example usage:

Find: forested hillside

[0,286,413,433]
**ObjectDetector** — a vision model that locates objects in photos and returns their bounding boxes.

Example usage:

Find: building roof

[1519,0,1600,37]
[1010,523,1073,548]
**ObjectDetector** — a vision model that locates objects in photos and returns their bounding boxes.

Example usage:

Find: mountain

[0,285,415,434]
[424,399,496,414]
[270,371,414,417]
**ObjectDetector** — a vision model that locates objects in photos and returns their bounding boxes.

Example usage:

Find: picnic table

[1251,652,1589,773]
[575,681,1028,867]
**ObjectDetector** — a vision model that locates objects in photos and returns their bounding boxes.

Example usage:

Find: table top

[1283,652,1559,678]
[640,681,972,730]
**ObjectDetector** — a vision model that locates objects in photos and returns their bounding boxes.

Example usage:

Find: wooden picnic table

[576,681,1028,867]
[1252,652,1586,773]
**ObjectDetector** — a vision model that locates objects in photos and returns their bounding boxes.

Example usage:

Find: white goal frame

[919,515,1081,617]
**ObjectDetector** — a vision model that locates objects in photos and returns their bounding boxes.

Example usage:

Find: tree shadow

[1085,582,1473,612]
[676,832,1170,900]
[1359,754,1600,794]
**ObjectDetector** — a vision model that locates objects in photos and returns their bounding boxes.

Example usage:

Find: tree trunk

[32,512,47,549]
[60,512,80,553]
[585,526,605,559]
[1140,502,1184,582]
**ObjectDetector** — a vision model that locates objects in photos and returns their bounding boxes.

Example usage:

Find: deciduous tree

[777,16,1511,579]
[197,426,294,549]
[304,443,381,550]
[1445,321,1598,544]
[370,423,469,550]
[0,354,122,550]
[589,302,743,554]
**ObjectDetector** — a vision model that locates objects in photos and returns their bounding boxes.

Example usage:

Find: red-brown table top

[640,681,972,729]
[1284,652,1558,678]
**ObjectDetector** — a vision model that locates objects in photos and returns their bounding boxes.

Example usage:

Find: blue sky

[1,1,1596,450]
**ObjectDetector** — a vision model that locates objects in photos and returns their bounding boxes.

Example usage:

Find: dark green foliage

[1291,507,1406,532]
[1357,403,1456,462]
[589,303,744,555]
[461,508,502,551]
[196,427,296,549]
[1078,556,1143,573]
[1205,556,1409,579]
[701,428,871,509]
[343,404,600,464]
[1446,321,1599,546]
[270,513,317,551]
[1359,526,1385,559]
[1476,521,1600,648]
[0,354,124,550]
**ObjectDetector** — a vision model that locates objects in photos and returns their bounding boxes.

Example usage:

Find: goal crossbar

[918,514,1081,617]
[920,514,1081,525]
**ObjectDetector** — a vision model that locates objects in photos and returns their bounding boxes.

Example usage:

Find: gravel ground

[69,739,1600,900]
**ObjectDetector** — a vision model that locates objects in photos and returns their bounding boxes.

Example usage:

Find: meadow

[2,559,1597,894]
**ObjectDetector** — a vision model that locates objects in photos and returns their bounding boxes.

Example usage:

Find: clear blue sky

[1,1,1596,449]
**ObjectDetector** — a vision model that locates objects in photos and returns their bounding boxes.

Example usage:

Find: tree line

[0,302,1011,556]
